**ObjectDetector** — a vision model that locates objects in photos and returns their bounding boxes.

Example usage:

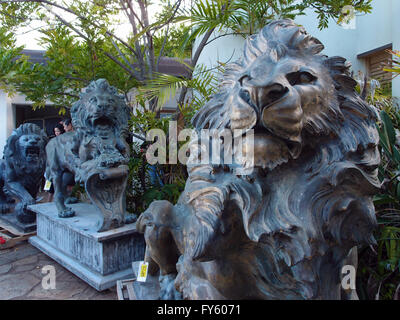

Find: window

[358,44,393,94]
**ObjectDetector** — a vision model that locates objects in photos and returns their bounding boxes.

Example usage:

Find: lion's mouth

[90,116,114,137]
[25,146,40,160]
[92,116,112,128]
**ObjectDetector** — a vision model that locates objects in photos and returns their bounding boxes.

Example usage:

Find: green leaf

[381,110,396,145]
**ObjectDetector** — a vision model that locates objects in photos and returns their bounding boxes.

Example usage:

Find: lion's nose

[28,136,40,144]
[251,83,289,109]
[97,103,109,113]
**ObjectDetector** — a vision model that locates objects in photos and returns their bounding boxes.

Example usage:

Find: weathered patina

[0,123,48,223]
[46,79,131,232]
[137,19,381,300]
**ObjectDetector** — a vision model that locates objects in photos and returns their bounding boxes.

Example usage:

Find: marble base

[28,202,145,291]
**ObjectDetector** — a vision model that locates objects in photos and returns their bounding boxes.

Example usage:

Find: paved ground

[0,241,117,300]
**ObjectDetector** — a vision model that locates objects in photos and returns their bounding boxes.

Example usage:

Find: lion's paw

[15,200,35,213]
[59,207,75,218]
[159,274,182,300]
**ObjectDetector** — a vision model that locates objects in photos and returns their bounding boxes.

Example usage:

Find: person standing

[47,123,65,201]
[63,118,74,132]
[54,123,65,137]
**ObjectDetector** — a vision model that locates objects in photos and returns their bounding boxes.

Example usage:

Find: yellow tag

[137,261,148,282]
[44,180,52,191]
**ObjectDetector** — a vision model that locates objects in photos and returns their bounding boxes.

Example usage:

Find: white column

[0,90,17,158]
[0,90,8,158]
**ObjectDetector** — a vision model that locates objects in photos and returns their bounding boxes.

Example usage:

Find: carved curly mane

[176,19,381,298]
[70,78,131,138]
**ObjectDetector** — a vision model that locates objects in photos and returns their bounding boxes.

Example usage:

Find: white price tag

[137,261,148,282]
[44,180,52,191]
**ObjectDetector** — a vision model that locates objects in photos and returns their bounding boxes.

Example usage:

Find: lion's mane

[4,123,48,177]
[177,19,381,298]
[70,78,131,139]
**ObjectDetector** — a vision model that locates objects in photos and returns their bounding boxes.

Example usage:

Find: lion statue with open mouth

[0,123,48,223]
[45,79,131,232]
[137,20,381,300]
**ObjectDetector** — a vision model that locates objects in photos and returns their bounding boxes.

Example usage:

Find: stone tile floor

[0,241,117,300]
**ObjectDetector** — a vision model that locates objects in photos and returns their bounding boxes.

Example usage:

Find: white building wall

[193,0,398,98]
[295,9,362,73]
[356,0,392,54]
[295,0,395,91]
[392,0,400,98]
[194,30,245,76]
[0,91,8,159]
[0,91,39,158]
[0,91,16,159]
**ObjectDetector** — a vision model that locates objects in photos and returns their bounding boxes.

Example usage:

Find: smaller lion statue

[45,79,131,232]
[0,123,48,223]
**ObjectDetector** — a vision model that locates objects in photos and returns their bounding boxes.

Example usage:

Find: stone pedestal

[0,211,36,234]
[28,202,145,291]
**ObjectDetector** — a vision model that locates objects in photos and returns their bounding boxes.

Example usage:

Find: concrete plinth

[0,211,36,234]
[28,202,145,291]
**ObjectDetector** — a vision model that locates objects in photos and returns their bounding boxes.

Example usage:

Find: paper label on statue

[137,261,148,282]
[44,180,52,191]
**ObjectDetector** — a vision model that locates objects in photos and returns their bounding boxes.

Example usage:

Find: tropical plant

[357,99,400,300]
[0,0,375,214]
[0,0,374,112]
[384,50,400,79]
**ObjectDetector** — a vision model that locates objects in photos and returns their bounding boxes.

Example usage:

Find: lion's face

[71,79,130,139]
[17,133,46,164]
[5,123,48,177]
[230,52,337,170]
[84,92,119,138]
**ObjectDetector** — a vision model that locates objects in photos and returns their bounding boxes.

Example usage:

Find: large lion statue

[137,20,381,300]
[0,123,48,223]
[46,79,131,232]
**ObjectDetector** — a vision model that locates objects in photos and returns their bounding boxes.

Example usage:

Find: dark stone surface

[136,19,381,300]
[45,79,131,232]
[0,243,40,266]
[0,242,117,300]
[0,211,36,233]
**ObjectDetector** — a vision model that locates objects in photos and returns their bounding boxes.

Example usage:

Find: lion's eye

[239,75,252,86]
[286,71,316,86]
[90,97,97,104]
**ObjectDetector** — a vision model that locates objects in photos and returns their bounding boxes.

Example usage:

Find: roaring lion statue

[46,79,131,231]
[0,123,48,223]
[137,20,381,300]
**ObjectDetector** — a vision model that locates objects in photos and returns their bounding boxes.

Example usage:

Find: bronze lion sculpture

[0,123,48,223]
[45,79,131,232]
[137,20,381,300]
